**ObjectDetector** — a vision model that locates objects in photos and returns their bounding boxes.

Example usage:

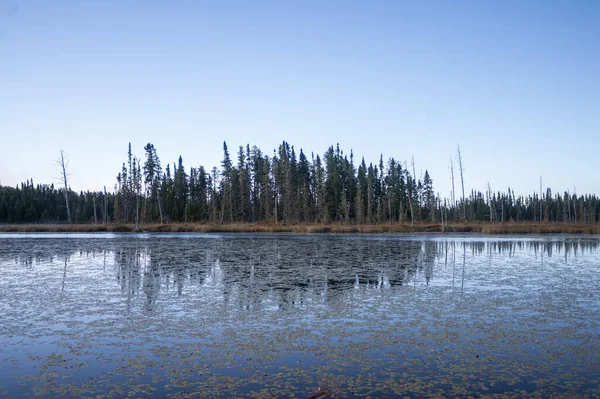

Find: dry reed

[2,222,600,234]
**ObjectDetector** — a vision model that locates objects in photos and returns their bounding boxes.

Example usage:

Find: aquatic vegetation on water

[1,234,599,398]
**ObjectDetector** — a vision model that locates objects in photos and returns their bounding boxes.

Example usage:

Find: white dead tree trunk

[411,155,417,185]
[57,149,72,224]
[437,195,444,231]
[135,190,140,231]
[486,182,494,223]
[539,176,543,222]
[93,196,98,225]
[103,186,108,223]
[211,167,218,224]
[134,157,141,232]
[572,187,577,222]
[457,145,466,220]
[407,184,414,226]
[143,180,148,224]
[449,156,456,219]
[566,190,571,222]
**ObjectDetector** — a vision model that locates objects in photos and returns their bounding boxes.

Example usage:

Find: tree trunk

[408,183,414,226]
[449,156,456,220]
[58,149,72,224]
[93,196,98,225]
[103,186,108,223]
[539,176,543,222]
[220,200,225,224]
[410,157,416,226]
[275,193,278,224]
[135,191,140,231]
[457,145,466,220]
[157,188,164,224]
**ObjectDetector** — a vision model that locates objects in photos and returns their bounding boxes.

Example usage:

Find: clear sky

[1,0,599,199]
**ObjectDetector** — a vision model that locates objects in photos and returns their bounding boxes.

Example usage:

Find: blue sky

[1,0,599,198]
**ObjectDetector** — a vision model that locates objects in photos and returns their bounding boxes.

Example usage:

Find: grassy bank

[1,222,600,234]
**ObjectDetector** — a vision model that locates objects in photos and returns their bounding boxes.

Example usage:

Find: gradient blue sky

[1,0,599,198]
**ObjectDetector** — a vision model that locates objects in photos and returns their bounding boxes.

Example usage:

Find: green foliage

[3,142,600,225]
[0,180,113,224]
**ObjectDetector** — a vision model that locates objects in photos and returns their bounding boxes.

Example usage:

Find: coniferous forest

[1,141,599,226]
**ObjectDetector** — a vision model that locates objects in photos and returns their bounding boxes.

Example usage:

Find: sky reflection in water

[1,234,599,398]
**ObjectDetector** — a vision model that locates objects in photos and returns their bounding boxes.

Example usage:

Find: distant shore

[1,222,600,235]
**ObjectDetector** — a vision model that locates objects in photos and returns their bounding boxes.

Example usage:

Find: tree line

[1,141,599,225]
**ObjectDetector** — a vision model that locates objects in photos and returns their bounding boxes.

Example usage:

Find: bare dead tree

[408,157,416,226]
[133,156,141,232]
[143,179,148,224]
[93,196,98,225]
[449,156,456,218]
[456,145,466,220]
[273,160,278,224]
[486,182,493,223]
[411,155,417,186]
[211,167,218,224]
[539,175,543,222]
[572,186,577,222]
[56,149,72,224]
[566,190,571,222]
[103,186,108,223]
[407,185,414,226]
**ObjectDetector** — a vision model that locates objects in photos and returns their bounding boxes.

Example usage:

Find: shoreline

[1,222,600,235]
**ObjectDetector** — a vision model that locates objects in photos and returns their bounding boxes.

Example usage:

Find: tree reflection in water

[2,234,600,398]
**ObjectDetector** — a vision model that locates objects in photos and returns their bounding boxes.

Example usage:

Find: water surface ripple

[1,233,599,398]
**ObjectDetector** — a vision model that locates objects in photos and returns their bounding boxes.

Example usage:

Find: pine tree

[173,156,188,222]
[237,146,250,222]
[422,170,435,222]
[221,142,233,223]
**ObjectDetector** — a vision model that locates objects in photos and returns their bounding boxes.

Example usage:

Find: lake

[1,233,599,398]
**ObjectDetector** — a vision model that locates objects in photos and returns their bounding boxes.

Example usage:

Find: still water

[1,233,599,398]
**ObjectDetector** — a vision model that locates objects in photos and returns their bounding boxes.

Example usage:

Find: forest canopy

[0,141,597,225]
